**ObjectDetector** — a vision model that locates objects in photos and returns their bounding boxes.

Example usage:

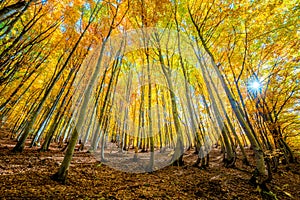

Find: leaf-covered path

[1,136,299,200]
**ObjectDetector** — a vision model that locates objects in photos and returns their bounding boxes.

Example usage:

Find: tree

[51,0,129,183]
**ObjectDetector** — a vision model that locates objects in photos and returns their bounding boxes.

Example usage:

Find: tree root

[50,170,68,184]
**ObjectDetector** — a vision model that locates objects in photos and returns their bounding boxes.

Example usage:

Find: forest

[0,0,299,199]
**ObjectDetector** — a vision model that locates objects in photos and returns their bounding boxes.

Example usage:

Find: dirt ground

[0,132,299,199]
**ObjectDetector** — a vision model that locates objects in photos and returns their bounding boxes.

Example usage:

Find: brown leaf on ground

[0,137,299,200]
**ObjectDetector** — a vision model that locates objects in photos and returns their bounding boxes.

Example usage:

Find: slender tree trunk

[155,33,184,166]
[51,2,126,182]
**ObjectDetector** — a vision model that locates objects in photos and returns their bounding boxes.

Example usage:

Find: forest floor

[0,130,300,200]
